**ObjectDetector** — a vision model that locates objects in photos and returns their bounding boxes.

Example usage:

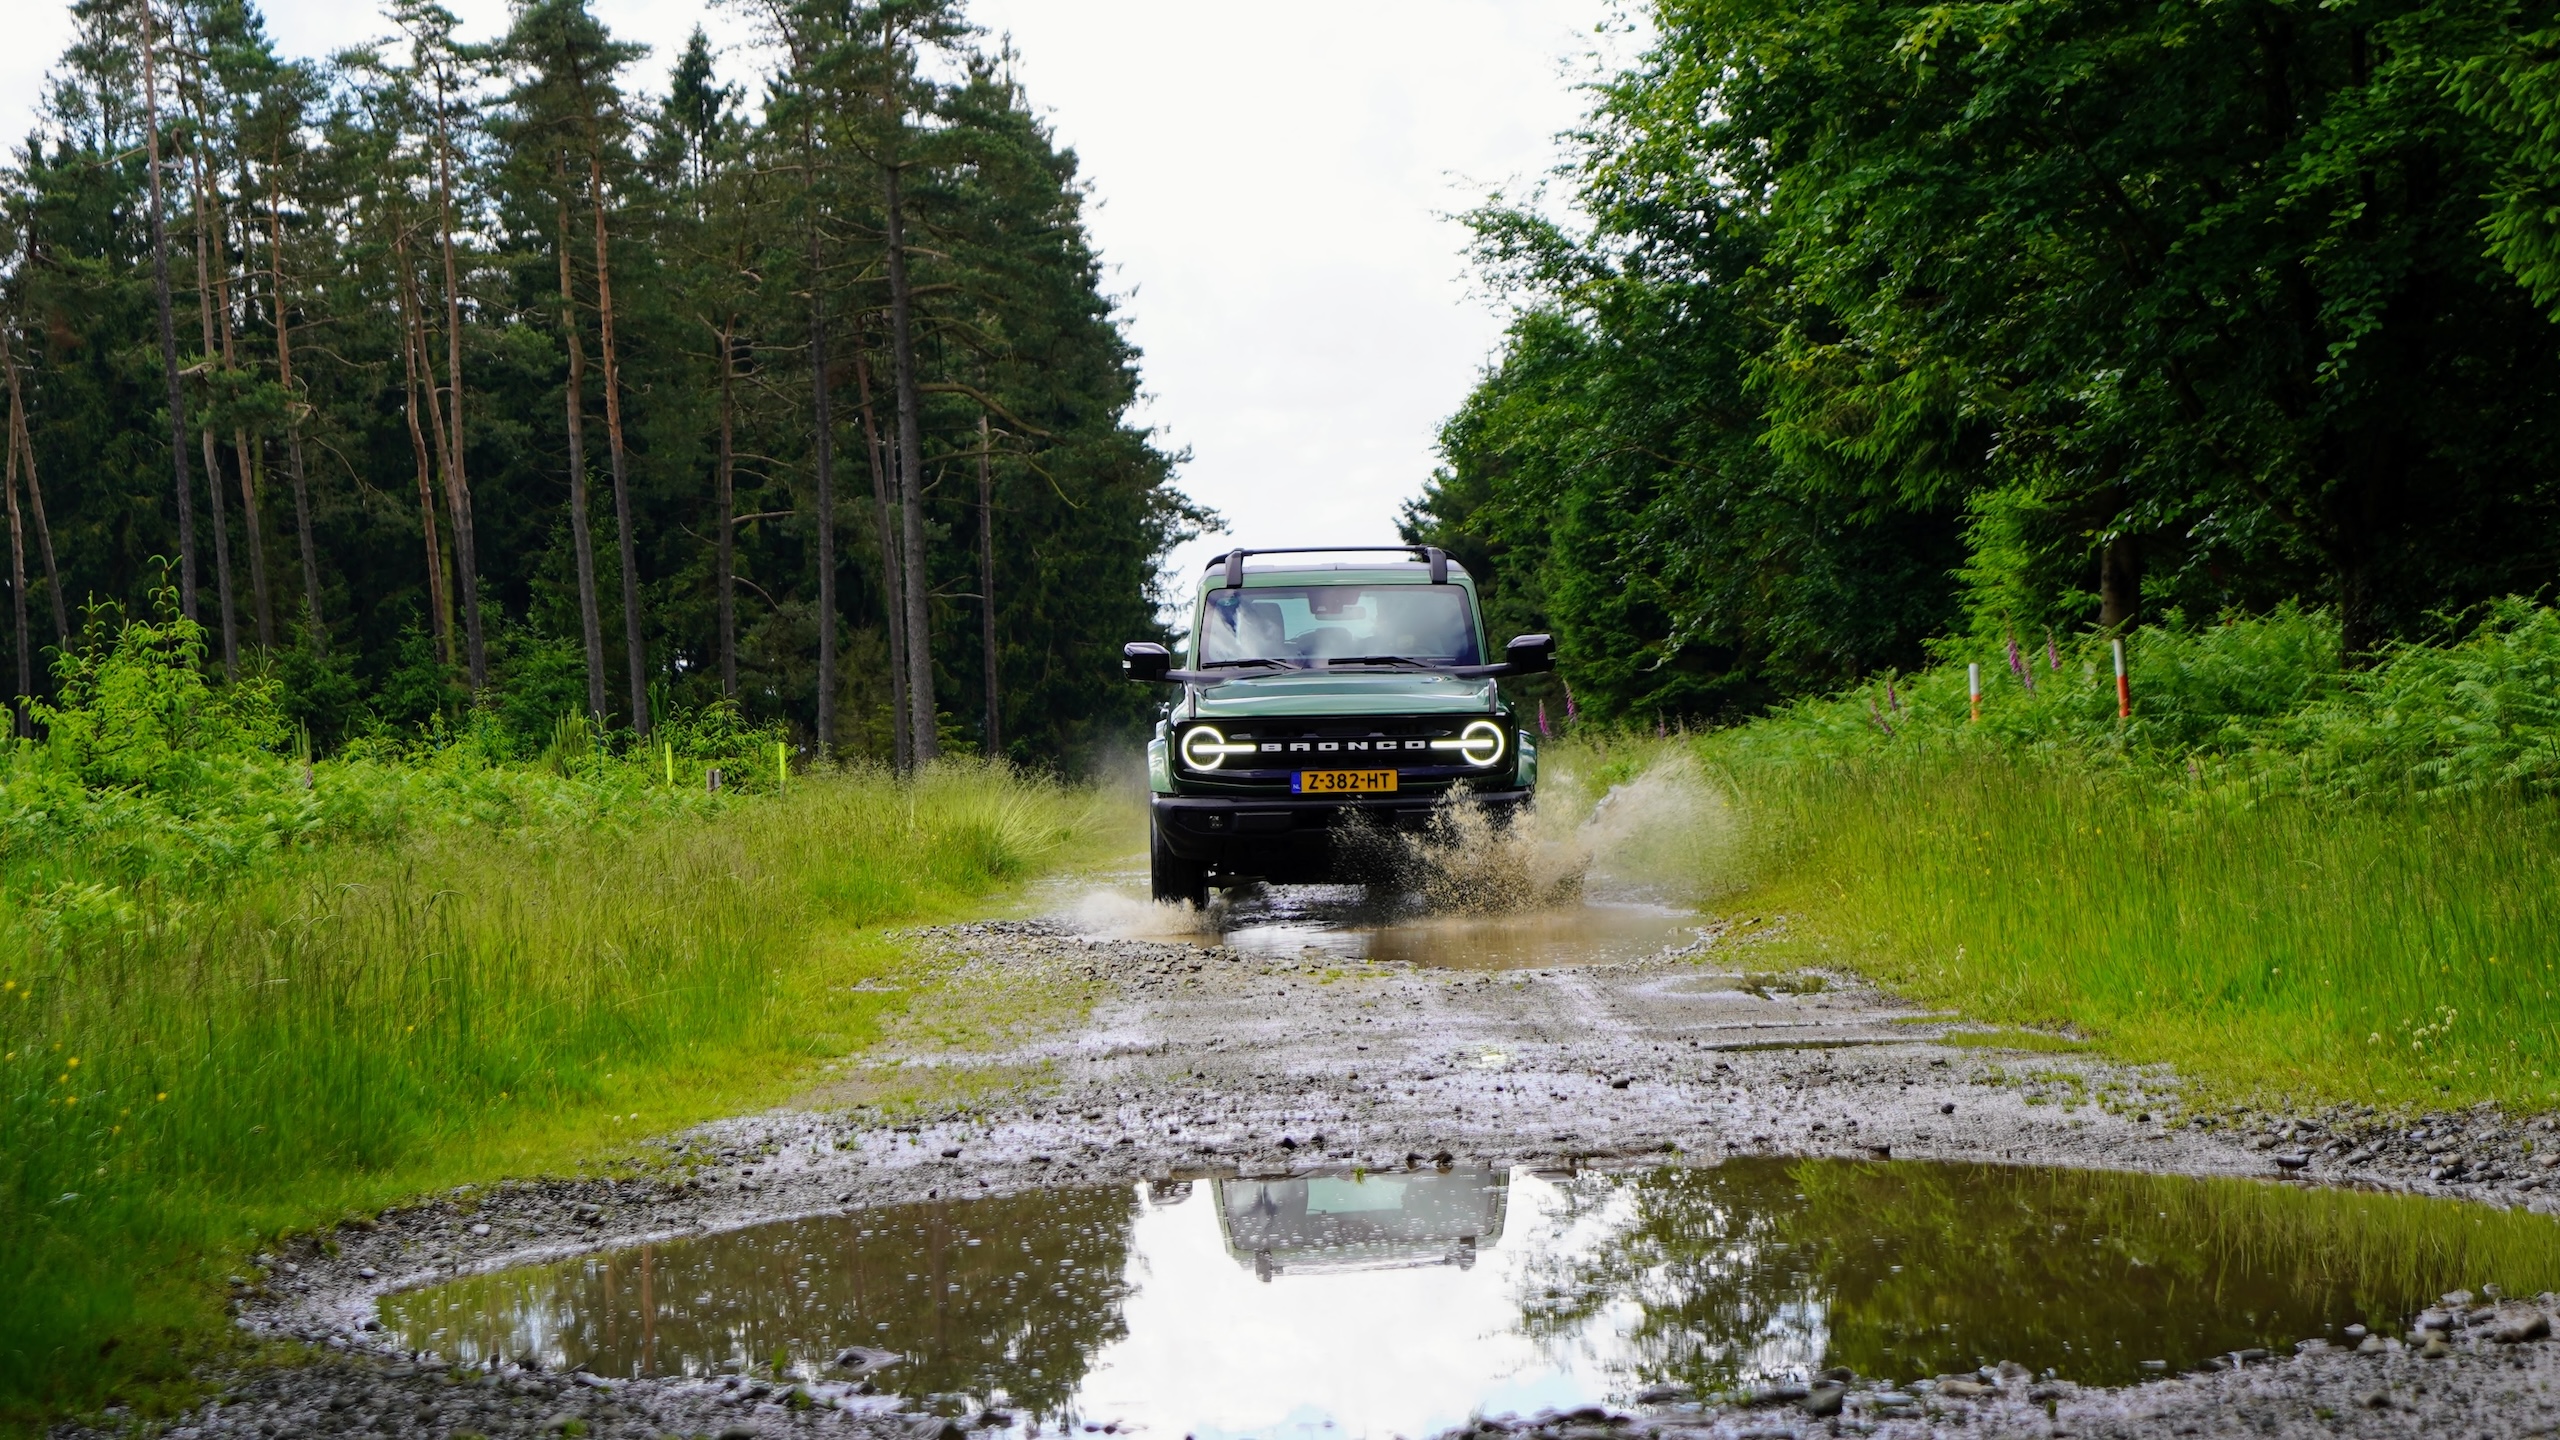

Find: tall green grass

[1722,758,2560,1107]
[1633,600,2560,1113]
[0,612,1097,1423]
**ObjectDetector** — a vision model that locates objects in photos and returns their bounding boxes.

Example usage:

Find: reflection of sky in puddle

[1050,872,1702,970]
[381,1158,2560,1436]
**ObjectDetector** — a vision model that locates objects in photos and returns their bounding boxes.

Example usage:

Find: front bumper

[1151,788,1531,883]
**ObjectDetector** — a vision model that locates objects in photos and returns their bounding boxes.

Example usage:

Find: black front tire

[1150,816,1208,907]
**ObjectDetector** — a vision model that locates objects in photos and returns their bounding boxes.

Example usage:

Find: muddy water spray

[1389,747,1735,915]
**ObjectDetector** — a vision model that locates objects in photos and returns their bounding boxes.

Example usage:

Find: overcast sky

[1,1,1636,604]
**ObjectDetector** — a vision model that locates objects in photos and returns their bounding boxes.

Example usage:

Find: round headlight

[1456,719,1506,767]
[1179,725,1230,771]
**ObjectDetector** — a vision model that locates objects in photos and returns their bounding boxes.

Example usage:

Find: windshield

[1197,584,1481,667]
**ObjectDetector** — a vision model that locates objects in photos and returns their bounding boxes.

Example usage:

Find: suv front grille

[1174,716,1512,795]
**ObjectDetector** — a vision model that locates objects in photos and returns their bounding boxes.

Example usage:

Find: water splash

[1069,886,1222,939]
[1372,745,1736,916]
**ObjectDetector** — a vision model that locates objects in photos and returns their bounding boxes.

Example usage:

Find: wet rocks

[2492,1307,2553,1343]
[836,1345,905,1382]
[1937,1378,1992,1398]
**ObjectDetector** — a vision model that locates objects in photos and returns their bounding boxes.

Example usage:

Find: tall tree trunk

[136,5,199,623]
[715,322,738,700]
[586,153,649,736]
[396,236,453,663]
[978,412,998,758]
[185,103,239,675]
[2098,533,2142,632]
[883,163,936,760]
[433,90,486,690]
[237,429,271,648]
[556,181,607,724]
[4,389,28,732]
[0,336,63,644]
[853,346,910,771]
[229,155,270,649]
[809,235,838,756]
[410,268,468,668]
[266,160,324,653]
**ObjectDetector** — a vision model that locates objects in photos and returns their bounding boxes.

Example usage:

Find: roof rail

[1209,545,1449,588]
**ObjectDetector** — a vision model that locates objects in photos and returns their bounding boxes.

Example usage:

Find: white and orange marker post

[2112,637,2131,719]
[1968,662,1982,722]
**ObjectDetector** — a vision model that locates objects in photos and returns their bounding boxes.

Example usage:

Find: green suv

[1123,546,1552,905]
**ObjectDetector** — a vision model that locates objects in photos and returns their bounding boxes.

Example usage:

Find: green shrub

[1716,599,2560,800]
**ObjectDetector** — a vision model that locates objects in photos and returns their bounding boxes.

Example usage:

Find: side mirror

[1503,633,1555,675]
[1122,641,1172,683]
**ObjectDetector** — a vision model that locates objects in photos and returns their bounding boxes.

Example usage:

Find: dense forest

[0,0,1202,769]
[1406,0,2560,724]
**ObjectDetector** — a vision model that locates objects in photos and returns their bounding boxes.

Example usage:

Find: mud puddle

[381,1157,2560,1436]
[1057,874,1703,970]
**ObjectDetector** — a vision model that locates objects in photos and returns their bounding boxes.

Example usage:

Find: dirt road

[113,911,2560,1440]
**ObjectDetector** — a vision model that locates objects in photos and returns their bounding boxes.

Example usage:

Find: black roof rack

[1208,545,1449,588]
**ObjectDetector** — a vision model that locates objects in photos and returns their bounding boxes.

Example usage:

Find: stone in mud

[908,1417,969,1440]
[1632,1384,1694,1405]
[1937,1379,1992,1399]
[1743,1385,1807,1408]
[2420,1334,2453,1359]
[2491,1308,2552,1343]
[1799,1385,1845,1418]
[2274,1152,2310,1170]
[836,1346,904,1378]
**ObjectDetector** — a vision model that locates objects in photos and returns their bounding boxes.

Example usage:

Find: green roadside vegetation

[1597,602,2560,1116]
[0,613,1100,1426]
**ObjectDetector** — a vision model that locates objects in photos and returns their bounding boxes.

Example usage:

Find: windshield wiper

[1198,657,1299,671]
[1323,655,1446,670]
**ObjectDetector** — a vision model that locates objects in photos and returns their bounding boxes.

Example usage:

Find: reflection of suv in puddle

[1124,547,1552,906]
[1215,1168,1511,1282]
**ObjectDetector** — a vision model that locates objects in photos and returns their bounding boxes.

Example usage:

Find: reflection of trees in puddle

[1516,1159,2560,1389]
[381,1187,1140,1420]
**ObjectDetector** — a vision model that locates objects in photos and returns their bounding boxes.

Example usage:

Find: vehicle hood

[1185,671,1497,719]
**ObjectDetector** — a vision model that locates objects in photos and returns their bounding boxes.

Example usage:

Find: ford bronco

[1123,546,1552,906]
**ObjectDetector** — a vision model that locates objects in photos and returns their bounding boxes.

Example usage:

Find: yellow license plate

[1294,769,1398,795]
